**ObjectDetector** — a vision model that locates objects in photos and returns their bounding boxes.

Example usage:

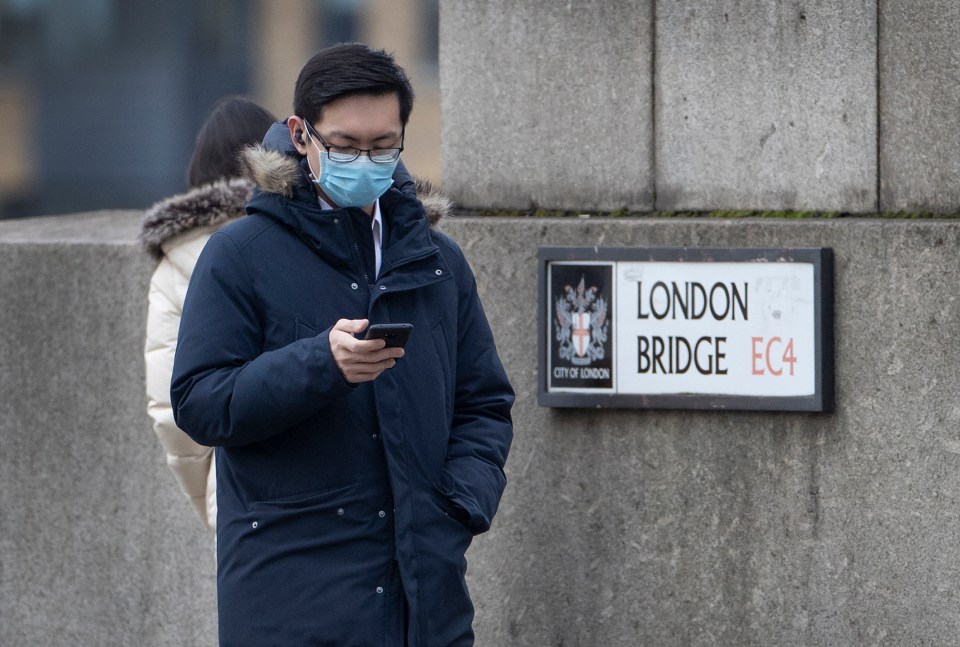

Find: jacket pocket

[242,480,394,546]
[432,472,487,534]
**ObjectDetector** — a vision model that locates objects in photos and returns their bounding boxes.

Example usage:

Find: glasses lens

[369,149,401,163]
[328,149,360,163]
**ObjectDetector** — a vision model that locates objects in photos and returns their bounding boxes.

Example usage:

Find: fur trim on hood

[413,177,453,227]
[240,145,452,227]
[139,178,253,260]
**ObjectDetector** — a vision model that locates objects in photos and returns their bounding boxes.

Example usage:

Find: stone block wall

[4,212,960,645]
[441,1,960,213]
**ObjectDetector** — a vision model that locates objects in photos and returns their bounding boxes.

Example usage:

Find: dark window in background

[0,0,439,220]
[0,0,253,219]
[317,0,362,45]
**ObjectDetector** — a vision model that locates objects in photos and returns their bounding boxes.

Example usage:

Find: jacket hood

[240,144,452,227]
[139,178,252,260]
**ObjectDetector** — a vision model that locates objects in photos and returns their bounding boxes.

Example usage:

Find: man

[171,43,514,646]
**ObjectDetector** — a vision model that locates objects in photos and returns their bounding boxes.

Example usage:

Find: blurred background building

[0,0,440,219]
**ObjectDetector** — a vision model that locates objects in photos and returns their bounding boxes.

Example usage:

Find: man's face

[288,92,403,205]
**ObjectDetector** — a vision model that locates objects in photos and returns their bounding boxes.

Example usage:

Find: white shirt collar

[371,200,383,278]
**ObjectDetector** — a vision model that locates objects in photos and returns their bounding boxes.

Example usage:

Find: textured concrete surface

[5,211,960,646]
[0,212,217,646]
[879,0,960,213]
[654,1,877,211]
[441,2,960,214]
[446,215,960,646]
[440,0,654,212]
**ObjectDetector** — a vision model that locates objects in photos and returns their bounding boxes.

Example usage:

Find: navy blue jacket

[170,144,514,646]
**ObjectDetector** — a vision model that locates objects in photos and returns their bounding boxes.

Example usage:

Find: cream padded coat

[141,178,252,530]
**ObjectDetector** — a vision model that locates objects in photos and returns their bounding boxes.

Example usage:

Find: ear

[287,116,309,155]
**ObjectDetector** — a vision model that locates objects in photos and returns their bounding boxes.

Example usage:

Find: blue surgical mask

[308,150,398,209]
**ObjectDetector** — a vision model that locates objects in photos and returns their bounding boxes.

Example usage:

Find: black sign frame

[537,246,834,412]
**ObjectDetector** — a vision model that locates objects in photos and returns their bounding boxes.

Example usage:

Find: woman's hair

[187,96,276,188]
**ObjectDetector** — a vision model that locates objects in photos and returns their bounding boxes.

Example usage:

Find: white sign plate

[538,247,833,412]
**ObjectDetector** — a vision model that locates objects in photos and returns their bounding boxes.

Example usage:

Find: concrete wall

[4,211,960,645]
[655,1,876,212]
[879,0,960,212]
[0,213,217,646]
[440,1,654,212]
[440,1,960,214]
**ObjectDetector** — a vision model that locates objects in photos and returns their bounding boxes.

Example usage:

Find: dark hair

[293,43,414,127]
[187,96,276,188]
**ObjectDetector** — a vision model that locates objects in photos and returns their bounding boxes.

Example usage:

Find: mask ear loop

[299,117,323,184]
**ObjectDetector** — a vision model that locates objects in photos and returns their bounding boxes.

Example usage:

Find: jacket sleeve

[170,230,354,448]
[440,248,515,535]
[144,257,215,530]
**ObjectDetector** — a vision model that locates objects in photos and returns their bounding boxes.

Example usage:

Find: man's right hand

[328,318,405,383]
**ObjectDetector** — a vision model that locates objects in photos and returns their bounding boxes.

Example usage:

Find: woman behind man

[140,96,277,530]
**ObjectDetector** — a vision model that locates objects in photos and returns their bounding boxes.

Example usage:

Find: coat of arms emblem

[555,275,608,366]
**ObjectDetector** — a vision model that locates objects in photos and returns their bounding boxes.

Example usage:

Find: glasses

[302,119,403,164]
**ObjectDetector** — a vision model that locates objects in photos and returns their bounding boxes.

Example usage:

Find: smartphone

[363,323,413,348]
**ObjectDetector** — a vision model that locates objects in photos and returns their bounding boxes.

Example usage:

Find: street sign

[538,247,833,412]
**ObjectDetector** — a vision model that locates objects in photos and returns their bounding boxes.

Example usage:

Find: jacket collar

[240,144,452,273]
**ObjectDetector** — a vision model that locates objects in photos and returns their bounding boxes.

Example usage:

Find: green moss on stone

[461,208,960,219]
